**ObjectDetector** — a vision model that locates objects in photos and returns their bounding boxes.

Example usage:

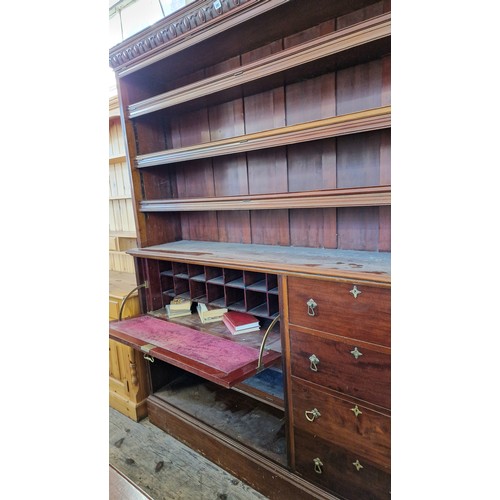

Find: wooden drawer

[291,377,390,469]
[288,276,390,347]
[294,428,390,500]
[289,329,390,409]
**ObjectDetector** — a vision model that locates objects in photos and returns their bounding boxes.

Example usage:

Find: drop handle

[306,298,317,316]
[313,457,323,474]
[309,354,320,371]
[143,354,154,363]
[305,408,321,422]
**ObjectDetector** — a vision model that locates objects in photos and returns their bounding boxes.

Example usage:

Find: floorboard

[109,407,269,500]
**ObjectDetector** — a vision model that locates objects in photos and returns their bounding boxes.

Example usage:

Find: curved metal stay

[257,314,280,370]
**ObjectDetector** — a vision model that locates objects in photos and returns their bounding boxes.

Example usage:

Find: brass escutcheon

[352,459,364,472]
[351,405,362,417]
[350,347,363,360]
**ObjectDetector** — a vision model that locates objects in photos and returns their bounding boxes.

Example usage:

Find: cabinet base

[147,395,339,500]
[110,391,148,422]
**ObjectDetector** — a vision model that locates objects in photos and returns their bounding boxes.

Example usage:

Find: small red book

[222,316,261,335]
[222,311,260,331]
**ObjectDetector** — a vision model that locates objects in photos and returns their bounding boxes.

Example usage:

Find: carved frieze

[109,0,248,71]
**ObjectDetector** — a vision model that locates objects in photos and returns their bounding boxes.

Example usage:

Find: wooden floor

[109,407,269,500]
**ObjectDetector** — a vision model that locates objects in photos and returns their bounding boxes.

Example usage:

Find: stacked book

[222,311,261,335]
[197,303,228,324]
[166,296,192,319]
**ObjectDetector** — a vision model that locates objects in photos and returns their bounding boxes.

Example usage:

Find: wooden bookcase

[109,1,391,498]
[109,96,137,274]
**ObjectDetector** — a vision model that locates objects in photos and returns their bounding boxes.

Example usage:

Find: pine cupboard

[109,1,391,498]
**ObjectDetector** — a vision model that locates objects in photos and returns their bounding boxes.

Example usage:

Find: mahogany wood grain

[244,87,286,134]
[288,276,390,346]
[208,98,245,141]
[180,212,219,241]
[241,39,284,67]
[143,259,164,312]
[289,208,338,249]
[247,148,288,195]
[380,129,391,185]
[217,210,252,244]
[213,154,249,196]
[173,160,215,198]
[381,55,391,106]
[337,131,381,188]
[337,206,381,251]
[288,139,337,192]
[337,59,383,116]
[336,1,385,30]
[143,213,182,248]
[291,377,390,468]
[285,73,336,126]
[170,107,211,149]
[379,206,391,252]
[250,210,290,246]
[294,428,390,500]
[289,329,390,409]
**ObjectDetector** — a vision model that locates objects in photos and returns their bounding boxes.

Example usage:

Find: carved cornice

[109,0,251,72]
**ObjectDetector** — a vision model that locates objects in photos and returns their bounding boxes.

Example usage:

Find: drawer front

[294,428,390,500]
[290,329,390,409]
[292,377,390,468]
[288,276,390,347]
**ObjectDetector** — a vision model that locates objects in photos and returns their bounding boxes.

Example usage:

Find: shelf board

[128,240,391,284]
[109,230,137,238]
[128,14,390,119]
[140,185,390,212]
[246,281,268,293]
[136,106,390,168]
[109,154,127,165]
[109,195,133,201]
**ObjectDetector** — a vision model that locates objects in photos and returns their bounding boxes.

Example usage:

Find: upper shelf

[127,240,391,284]
[136,106,390,168]
[127,13,390,119]
[140,185,391,212]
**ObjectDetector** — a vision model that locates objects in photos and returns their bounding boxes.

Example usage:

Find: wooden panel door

[109,339,149,422]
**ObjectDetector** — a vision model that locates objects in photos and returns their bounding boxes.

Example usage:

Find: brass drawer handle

[309,354,320,371]
[143,354,155,363]
[305,408,321,422]
[313,457,323,474]
[306,298,317,316]
[350,347,363,360]
[352,459,364,472]
[351,405,362,418]
[350,285,361,298]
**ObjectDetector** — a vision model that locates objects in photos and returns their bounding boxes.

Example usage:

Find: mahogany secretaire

[109,1,391,498]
